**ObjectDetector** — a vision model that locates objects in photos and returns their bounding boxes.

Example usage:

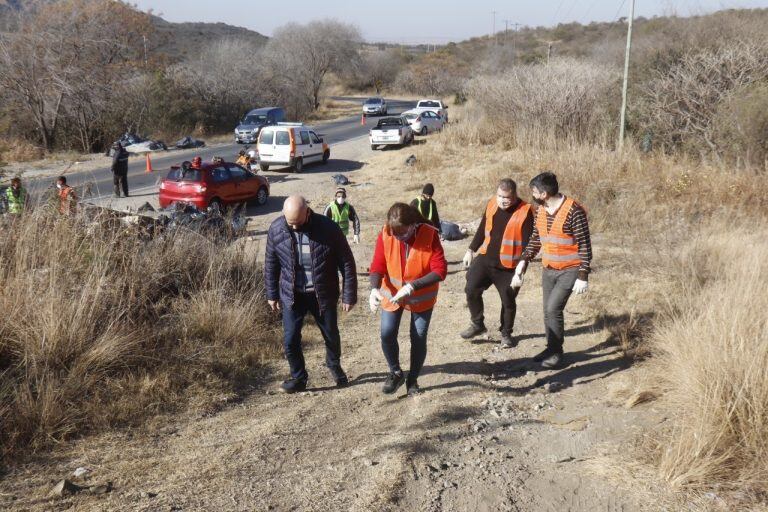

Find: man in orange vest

[56,176,77,215]
[460,178,534,348]
[369,202,448,395]
[513,172,592,369]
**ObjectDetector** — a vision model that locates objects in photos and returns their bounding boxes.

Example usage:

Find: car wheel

[255,187,268,206]
[259,163,270,172]
[322,150,330,164]
[293,157,303,173]
[420,126,428,136]
[371,144,377,151]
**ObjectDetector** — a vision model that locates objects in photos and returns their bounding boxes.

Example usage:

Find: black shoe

[279,378,307,394]
[500,333,517,349]
[335,376,349,388]
[406,380,421,396]
[382,371,405,394]
[532,348,558,363]
[541,352,564,369]
[460,323,487,340]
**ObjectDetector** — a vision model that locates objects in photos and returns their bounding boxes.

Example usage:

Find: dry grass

[0,208,280,460]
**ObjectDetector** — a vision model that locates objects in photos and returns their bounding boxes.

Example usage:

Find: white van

[256,123,330,173]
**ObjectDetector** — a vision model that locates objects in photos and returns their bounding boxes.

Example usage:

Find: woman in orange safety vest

[368,203,448,396]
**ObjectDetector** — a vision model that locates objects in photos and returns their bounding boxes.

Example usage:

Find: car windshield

[243,114,267,124]
[377,118,402,128]
[418,101,440,108]
[365,98,382,104]
[166,167,202,182]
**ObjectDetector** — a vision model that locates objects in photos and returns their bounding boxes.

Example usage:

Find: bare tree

[265,20,362,110]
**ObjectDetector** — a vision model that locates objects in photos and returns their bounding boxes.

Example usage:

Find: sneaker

[335,376,350,388]
[500,333,517,349]
[382,371,405,394]
[279,378,307,394]
[460,323,487,340]
[406,380,421,396]
[541,352,564,369]
[532,348,558,363]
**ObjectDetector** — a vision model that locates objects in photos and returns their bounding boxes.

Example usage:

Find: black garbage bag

[332,174,350,185]
[440,221,465,241]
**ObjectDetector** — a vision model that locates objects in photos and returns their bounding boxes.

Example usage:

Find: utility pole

[492,11,497,45]
[547,42,552,64]
[504,19,509,45]
[618,0,635,150]
[142,34,148,67]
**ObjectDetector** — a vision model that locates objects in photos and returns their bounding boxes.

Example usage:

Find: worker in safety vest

[323,187,360,243]
[236,150,250,167]
[460,178,534,348]
[513,172,592,369]
[5,177,28,215]
[410,183,441,236]
[369,202,447,395]
[56,176,78,215]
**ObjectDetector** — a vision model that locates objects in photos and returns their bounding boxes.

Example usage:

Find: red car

[159,161,270,209]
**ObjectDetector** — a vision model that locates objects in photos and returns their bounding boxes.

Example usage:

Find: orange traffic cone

[145,153,153,173]
[360,113,365,126]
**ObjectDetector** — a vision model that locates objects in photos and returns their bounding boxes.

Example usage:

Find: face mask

[394,224,417,242]
[335,197,345,205]
[497,196,513,209]
[56,184,62,190]
[532,196,545,206]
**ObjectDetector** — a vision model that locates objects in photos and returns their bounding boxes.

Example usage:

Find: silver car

[362,97,388,116]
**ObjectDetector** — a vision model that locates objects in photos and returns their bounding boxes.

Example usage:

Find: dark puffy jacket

[265,211,357,312]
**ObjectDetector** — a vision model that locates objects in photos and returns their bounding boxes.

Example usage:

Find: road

[25,98,415,202]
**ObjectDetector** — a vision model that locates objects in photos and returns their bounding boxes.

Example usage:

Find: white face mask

[56,184,62,190]
[335,197,345,205]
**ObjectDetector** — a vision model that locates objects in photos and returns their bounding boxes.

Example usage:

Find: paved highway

[26,98,416,202]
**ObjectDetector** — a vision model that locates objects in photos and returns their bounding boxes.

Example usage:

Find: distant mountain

[0,1,268,60]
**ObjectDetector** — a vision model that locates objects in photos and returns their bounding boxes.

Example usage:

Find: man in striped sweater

[511,172,592,369]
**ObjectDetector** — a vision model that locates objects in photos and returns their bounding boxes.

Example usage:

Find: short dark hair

[498,178,516,193]
[422,183,435,196]
[529,172,559,196]
[387,202,426,232]
[10,177,21,186]
[57,176,67,184]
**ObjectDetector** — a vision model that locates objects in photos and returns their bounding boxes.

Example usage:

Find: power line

[551,0,568,26]
[613,0,629,21]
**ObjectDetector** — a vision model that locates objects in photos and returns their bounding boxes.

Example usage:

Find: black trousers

[465,255,519,336]
[113,173,129,197]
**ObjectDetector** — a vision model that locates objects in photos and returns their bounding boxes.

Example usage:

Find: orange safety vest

[478,198,532,269]
[536,196,581,270]
[58,186,76,215]
[380,223,440,313]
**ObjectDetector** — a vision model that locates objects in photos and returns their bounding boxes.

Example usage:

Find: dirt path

[0,137,661,512]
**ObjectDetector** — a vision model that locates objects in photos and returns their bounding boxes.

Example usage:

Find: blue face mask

[394,224,417,242]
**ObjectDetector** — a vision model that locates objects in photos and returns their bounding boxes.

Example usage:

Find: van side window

[260,130,274,145]
[276,109,285,122]
[310,132,321,144]
[275,131,290,145]
[300,131,311,145]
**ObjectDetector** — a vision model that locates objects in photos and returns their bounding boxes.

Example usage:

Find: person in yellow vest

[460,178,534,349]
[323,187,360,243]
[236,150,250,167]
[56,176,78,215]
[5,177,28,215]
[368,202,448,395]
[513,172,592,369]
[410,183,441,236]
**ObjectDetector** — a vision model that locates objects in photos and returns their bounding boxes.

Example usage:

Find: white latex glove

[353,234,360,244]
[510,260,527,289]
[572,279,589,295]
[462,250,474,268]
[391,283,414,304]
[369,288,384,313]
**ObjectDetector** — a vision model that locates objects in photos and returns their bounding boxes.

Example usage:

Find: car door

[209,165,235,203]
[308,131,323,162]
[227,164,252,201]
[423,111,439,130]
[273,129,292,164]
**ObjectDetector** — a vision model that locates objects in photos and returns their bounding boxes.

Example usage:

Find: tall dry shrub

[466,59,620,147]
[0,209,279,458]
[646,222,768,500]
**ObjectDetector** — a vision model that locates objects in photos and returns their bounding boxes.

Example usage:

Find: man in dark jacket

[265,195,358,393]
[410,183,441,236]
[111,142,129,197]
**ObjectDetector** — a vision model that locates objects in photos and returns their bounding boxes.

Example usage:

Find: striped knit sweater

[522,196,592,280]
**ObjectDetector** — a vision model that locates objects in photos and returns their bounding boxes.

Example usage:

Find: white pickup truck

[413,99,448,123]
[369,116,413,150]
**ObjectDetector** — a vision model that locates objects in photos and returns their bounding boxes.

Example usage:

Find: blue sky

[133,0,768,43]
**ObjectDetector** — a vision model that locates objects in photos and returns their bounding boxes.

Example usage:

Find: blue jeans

[380,308,433,383]
[282,292,344,382]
